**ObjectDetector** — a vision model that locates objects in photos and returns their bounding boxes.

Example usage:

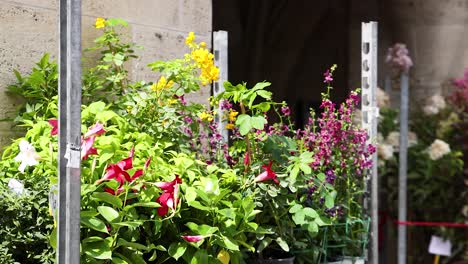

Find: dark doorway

[213,0,351,127]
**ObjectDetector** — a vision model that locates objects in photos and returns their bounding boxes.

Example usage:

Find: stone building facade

[1,0,467,149]
[0,0,212,149]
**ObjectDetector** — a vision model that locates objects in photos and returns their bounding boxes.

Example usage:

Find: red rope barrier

[394,221,468,228]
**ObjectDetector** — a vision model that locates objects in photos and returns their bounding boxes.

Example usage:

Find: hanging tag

[428,235,452,256]
[65,143,81,169]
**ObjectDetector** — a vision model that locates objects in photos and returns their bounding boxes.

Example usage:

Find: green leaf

[112,257,129,264]
[83,240,112,260]
[289,203,302,214]
[81,217,109,234]
[303,207,318,218]
[275,237,289,252]
[112,221,144,228]
[218,236,239,251]
[191,250,208,264]
[236,114,251,135]
[325,194,334,209]
[185,222,218,235]
[97,206,120,223]
[106,18,129,27]
[49,227,57,249]
[256,90,272,100]
[316,173,325,182]
[168,242,187,261]
[117,238,149,251]
[124,202,161,210]
[92,192,122,208]
[307,222,319,234]
[250,116,267,130]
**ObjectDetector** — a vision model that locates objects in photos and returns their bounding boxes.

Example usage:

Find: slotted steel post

[398,73,409,264]
[57,0,81,263]
[213,30,229,143]
[361,21,379,264]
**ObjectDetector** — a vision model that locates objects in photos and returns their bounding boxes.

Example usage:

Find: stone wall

[0,0,212,149]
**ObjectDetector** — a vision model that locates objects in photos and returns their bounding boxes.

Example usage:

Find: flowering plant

[377,87,466,261]
[1,18,374,263]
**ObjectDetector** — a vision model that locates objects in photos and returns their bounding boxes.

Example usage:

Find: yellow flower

[95,17,106,29]
[168,98,178,105]
[152,76,174,91]
[185,32,195,46]
[199,112,213,122]
[228,110,238,122]
[217,250,230,264]
[200,42,207,48]
[226,123,234,130]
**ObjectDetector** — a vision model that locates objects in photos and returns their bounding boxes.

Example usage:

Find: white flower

[8,179,25,195]
[377,87,390,108]
[14,140,40,173]
[427,139,451,160]
[385,131,400,150]
[378,144,394,160]
[423,94,446,115]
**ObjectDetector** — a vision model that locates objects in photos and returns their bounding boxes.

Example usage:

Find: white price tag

[428,235,452,256]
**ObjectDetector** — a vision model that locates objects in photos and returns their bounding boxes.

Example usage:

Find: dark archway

[213,0,350,127]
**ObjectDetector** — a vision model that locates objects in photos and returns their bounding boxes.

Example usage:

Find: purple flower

[281,106,290,116]
[325,169,336,185]
[323,69,333,83]
[220,99,233,110]
[386,43,413,73]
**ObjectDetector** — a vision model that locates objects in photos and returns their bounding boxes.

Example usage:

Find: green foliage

[0,176,55,263]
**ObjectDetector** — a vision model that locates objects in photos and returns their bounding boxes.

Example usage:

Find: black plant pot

[255,256,295,264]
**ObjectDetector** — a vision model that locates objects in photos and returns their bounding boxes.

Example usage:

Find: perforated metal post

[57,0,81,263]
[213,30,229,143]
[398,73,409,264]
[361,21,379,264]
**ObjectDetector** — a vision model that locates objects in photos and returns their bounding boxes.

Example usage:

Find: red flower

[48,119,58,136]
[155,175,182,216]
[244,152,250,166]
[255,161,279,184]
[96,147,151,195]
[181,235,205,243]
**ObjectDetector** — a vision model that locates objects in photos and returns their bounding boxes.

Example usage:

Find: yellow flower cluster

[228,110,238,122]
[185,32,220,86]
[198,111,214,122]
[95,17,106,29]
[151,76,174,92]
[185,32,195,47]
[225,110,238,130]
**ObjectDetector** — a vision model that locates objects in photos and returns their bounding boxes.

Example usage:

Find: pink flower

[84,122,106,139]
[81,136,98,160]
[181,235,205,243]
[81,122,106,160]
[255,161,279,184]
[155,175,182,216]
[96,148,151,194]
[48,119,58,136]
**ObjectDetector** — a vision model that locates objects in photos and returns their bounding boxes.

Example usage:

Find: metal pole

[361,21,379,264]
[213,30,229,143]
[398,73,409,264]
[58,0,81,263]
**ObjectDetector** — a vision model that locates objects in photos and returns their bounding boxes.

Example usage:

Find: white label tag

[428,235,452,256]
